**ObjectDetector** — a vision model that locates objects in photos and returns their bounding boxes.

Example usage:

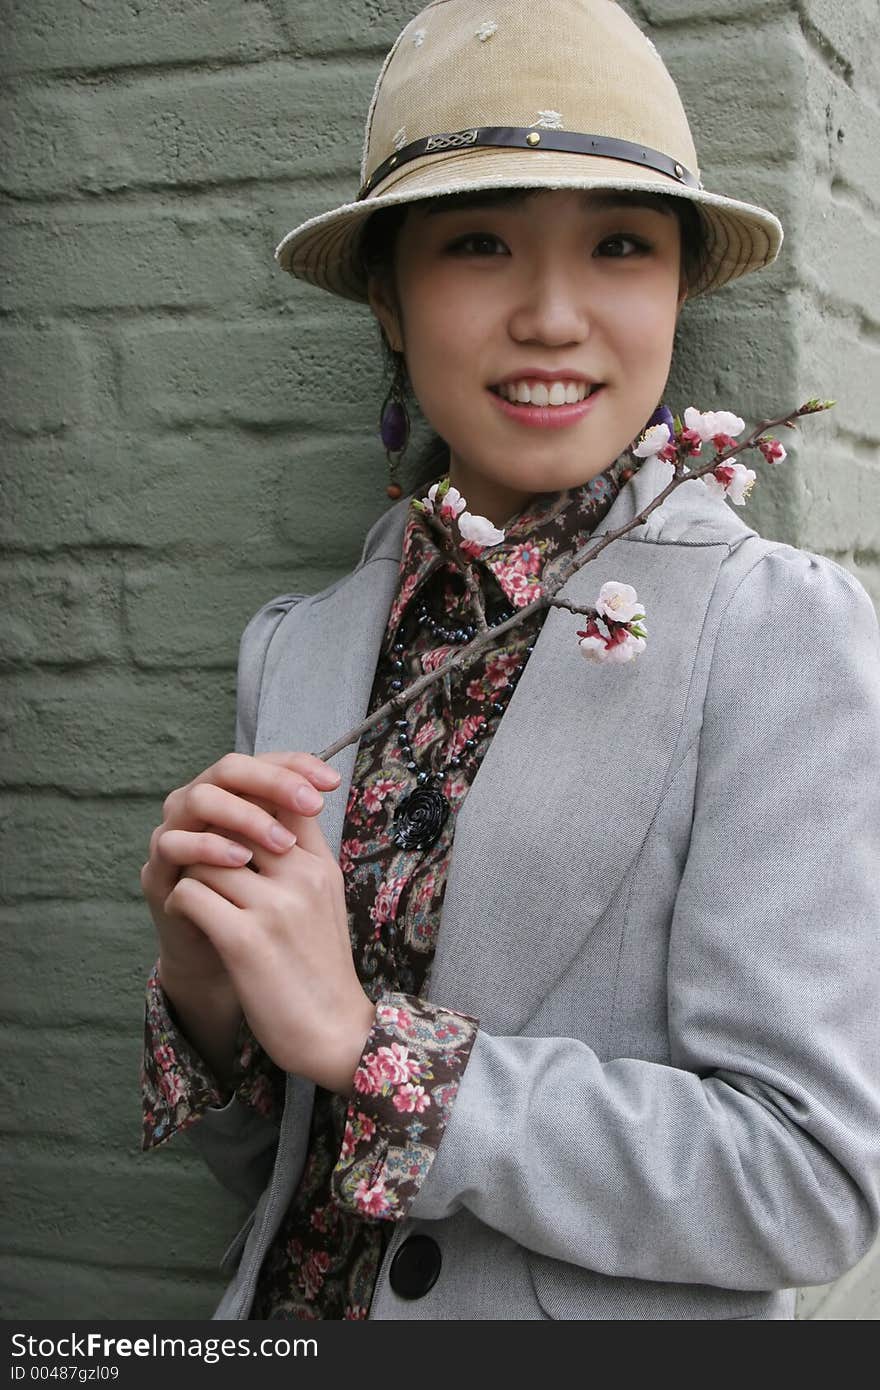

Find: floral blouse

[141,448,631,1318]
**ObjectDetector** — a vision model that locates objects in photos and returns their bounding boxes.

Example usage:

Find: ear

[367,273,404,353]
[677,273,689,313]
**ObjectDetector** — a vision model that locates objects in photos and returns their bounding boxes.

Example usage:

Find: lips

[486,382,606,430]
[489,380,602,405]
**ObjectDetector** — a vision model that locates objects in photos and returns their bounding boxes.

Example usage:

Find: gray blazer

[186,453,880,1320]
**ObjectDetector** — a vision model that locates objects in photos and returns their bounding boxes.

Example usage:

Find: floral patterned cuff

[330,991,479,1222]
[141,961,284,1151]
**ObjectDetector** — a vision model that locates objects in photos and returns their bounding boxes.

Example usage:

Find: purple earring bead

[380,397,409,455]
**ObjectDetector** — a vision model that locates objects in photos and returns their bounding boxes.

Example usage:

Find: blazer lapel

[253,459,758,1032]
[424,535,729,1029]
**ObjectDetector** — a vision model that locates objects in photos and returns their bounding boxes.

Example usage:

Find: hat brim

[274,149,783,301]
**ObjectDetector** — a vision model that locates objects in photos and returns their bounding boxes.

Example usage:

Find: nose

[507,258,591,348]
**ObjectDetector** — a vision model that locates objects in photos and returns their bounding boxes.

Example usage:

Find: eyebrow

[420,189,675,217]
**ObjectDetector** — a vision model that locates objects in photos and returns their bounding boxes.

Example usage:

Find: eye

[446,232,508,256]
[595,234,651,258]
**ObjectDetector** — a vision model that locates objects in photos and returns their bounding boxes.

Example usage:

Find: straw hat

[275,0,783,301]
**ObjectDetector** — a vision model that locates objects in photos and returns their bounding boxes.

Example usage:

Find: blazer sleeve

[167,592,308,1208]
[356,547,880,1292]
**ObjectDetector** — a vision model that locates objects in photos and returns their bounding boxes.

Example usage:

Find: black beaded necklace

[388,594,536,852]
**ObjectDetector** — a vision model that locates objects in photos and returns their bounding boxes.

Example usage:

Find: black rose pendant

[391,781,450,851]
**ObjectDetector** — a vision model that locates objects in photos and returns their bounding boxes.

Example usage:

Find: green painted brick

[0,670,235,795]
[0,1027,145,1150]
[0,1145,246,1272]
[120,559,328,668]
[797,453,880,555]
[0,209,266,314]
[0,326,91,433]
[1,432,295,553]
[283,0,419,54]
[1,901,159,1030]
[0,1255,224,1320]
[0,61,376,199]
[0,797,153,902]
[1,0,281,77]
[631,0,789,24]
[115,310,380,429]
[0,561,124,668]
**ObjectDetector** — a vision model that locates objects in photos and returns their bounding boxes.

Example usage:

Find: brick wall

[2,0,877,1319]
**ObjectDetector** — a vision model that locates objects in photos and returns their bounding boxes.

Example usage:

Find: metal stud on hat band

[358,126,702,201]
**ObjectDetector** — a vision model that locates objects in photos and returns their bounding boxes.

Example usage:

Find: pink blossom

[504,541,544,576]
[367,1041,421,1085]
[393,1083,431,1114]
[154,1044,175,1071]
[678,427,703,455]
[484,650,523,690]
[370,874,405,928]
[758,437,787,464]
[158,1070,185,1107]
[353,1174,393,1217]
[577,620,647,664]
[377,1003,414,1033]
[354,1111,377,1143]
[352,1064,380,1095]
[362,777,398,814]
[340,1120,356,1159]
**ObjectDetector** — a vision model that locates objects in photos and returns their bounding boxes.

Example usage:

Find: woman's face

[368,187,688,526]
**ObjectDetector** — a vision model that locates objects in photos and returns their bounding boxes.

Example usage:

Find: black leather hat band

[357,126,701,200]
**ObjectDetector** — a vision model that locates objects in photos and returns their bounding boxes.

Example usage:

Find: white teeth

[497,379,593,405]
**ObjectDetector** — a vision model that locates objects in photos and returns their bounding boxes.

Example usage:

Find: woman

[139,0,880,1320]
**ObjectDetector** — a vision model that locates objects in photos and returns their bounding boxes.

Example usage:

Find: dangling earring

[379,350,410,499]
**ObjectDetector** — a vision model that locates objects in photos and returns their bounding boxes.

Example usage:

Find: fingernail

[225,844,254,865]
[269,824,298,849]
[296,785,324,812]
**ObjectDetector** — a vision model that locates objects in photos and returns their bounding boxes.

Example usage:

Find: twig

[314,403,826,762]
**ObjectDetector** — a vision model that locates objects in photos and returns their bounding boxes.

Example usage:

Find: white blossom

[422,482,466,517]
[701,463,757,505]
[475,20,498,41]
[632,422,671,458]
[457,510,506,547]
[595,581,644,625]
[683,406,746,441]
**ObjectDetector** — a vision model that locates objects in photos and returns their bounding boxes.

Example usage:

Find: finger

[157,828,256,869]
[188,752,342,817]
[164,876,244,959]
[170,783,300,855]
[181,862,267,912]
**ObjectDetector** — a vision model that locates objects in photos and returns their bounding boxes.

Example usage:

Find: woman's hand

[141,750,344,996]
[167,795,377,1095]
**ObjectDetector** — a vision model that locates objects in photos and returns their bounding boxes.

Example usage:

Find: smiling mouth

[488,381,603,406]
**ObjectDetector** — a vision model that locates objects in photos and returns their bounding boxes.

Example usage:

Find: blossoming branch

[314,398,833,762]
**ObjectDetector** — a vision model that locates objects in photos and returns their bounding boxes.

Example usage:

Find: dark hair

[358,188,712,490]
